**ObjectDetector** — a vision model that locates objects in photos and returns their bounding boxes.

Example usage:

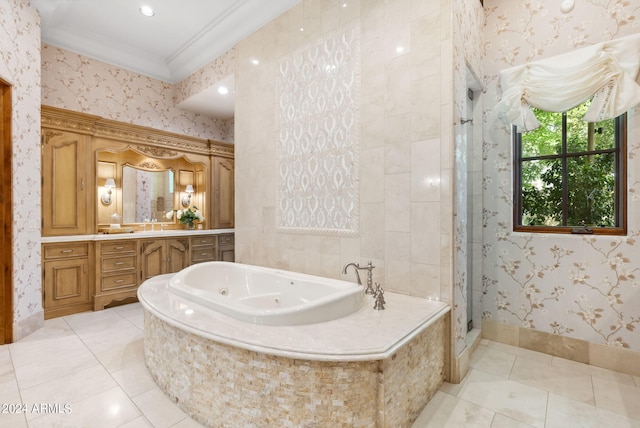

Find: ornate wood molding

[41,105,234,157]
[41,106,99,135]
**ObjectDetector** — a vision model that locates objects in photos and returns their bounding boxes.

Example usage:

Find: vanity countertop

[41,228,234,243]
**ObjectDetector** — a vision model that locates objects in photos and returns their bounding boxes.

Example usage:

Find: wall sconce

[101,178,116,205]
[181,185,194,207]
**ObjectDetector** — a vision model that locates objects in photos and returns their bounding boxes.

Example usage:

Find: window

[513,101,627,235]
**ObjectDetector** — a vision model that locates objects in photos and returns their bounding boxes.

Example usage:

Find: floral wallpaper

[483,0,640,351]
[0,0,43,339]
[41,45,230,142]
[175,48,236,105]
[175,47,235,143]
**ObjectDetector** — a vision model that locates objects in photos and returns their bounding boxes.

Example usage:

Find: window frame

[513,112,627,236]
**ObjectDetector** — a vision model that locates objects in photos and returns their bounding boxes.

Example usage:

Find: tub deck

[139,274,450,362]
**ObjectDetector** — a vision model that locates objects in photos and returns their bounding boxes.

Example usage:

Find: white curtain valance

[495,33,640,131]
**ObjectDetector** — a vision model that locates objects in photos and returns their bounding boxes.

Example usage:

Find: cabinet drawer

[218,234,234,245]
[100,272,137,292]
[192,247,215,263]
[44,243,89,260]
[192,236,215,246]
[101,256,136,272]
[100,241,136,255]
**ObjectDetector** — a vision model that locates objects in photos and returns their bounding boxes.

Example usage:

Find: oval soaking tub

[139,262,450,427]
[168,261,365,325]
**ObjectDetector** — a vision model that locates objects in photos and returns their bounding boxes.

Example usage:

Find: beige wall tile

[481,319,519,347]
[411,202,441,264]
[520,327,589,364]
[384,173,411,232]
[235,0,453,302]
[410,262,440,299]
[589,342,640,377]
[411,139,442,202]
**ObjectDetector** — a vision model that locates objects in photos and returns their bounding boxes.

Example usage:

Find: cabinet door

[213,157,234,229]
[167,239,189,273]
[42,129,90,236]
[219,247,235,262]
[43,259,90,308]
[141,241,165,281]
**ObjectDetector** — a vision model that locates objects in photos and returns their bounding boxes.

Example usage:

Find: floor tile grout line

[70,306,194,428]
[6,344,29,428]
[55,309,151,427]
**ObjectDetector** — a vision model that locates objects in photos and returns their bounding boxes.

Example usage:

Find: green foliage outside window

[516,101,624,232]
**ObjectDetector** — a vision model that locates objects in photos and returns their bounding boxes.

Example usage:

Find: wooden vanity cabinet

[94,240,138,310]
[42,242,93,319]
[190,235,216,264]
[41,106,236,316]
[41,128,93,236]
[218,233,235,262]
[212,156,234,229]
[140,238,190,281]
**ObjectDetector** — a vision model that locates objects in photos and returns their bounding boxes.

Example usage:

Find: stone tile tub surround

[139,274,449,427]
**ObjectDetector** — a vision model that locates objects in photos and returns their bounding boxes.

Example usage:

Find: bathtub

[168,262,365,325]
[138,263,450,427]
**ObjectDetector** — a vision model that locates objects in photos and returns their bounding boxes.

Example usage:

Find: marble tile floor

[413,339,640,428]
[1,302,638,427]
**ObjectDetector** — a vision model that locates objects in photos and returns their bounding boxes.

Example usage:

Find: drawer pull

[113,279,124,284]
[61,249,74,253]
[114,262,125,266]
[200,240,208,243]
[114,246,124,250]
[201,253,208,256]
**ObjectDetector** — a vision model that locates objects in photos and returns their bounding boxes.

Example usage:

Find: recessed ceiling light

[396,46,405,54]
[140,5,155,17]
[217,86,229,95]
[251,59,260,65]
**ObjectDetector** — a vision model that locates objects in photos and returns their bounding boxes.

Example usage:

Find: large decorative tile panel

[276,23,360,236]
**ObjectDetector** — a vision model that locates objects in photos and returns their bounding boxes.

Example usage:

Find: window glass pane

[522,109,562,157]
[592,118,616,151]
[521,159,562,226]
[566,103,615,153]
[566,153,615,227]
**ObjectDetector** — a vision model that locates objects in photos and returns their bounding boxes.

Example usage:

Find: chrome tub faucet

[342,261,376,295]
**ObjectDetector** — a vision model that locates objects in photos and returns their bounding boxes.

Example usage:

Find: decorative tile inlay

[276,23,360,236]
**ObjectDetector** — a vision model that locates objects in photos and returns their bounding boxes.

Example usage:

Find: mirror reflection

[122,166,174,223]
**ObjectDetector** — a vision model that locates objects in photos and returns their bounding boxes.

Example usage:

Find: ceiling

[31,0,300,118]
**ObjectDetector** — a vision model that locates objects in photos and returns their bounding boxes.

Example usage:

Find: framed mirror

[122,166,174,223]
[96,147,208,228]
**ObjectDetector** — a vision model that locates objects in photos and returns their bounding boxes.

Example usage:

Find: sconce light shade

[101,178,116,205]
[181,185,194,207]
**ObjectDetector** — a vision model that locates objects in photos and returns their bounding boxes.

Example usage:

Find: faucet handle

[373,282,385,310]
